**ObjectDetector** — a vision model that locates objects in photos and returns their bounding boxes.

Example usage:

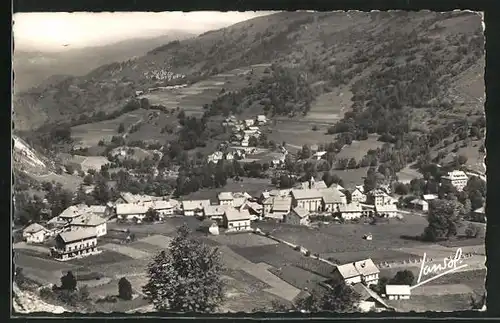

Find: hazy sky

[13,11,274,52]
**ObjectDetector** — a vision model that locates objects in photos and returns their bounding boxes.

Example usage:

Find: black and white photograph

[12,10,486,314]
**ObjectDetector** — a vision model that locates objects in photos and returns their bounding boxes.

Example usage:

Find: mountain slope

[13,31,195,93]
[13,11,484,134]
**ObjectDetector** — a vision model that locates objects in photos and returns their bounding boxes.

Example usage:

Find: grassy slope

[14,12,484,182]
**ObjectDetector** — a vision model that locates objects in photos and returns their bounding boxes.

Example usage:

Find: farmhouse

[239,201,263,220]
[441,170,468,191]
[285,206,310,226]
[376,204,399,218]
[89,205,112,218]
[116,203,148,222]
[116,192,163,204]
[218,192,234,206]
[204,204,230,224]
[352,283,392,312]
[330,258,380,286]
[223,209,252,232]
[23,223,50,244]
[321,188,347,212]
[182,200,211,216]
[291,189,323,213]
[349,188,367,203]
[58,205,90,223]
[337,203,364,220]
[270,196,292,220]
[69,213,107,237]
[385,285,411,300]
[262,197,274,217]
[409,199,429,212]
[51,229,99,261]
[330,183,345,191]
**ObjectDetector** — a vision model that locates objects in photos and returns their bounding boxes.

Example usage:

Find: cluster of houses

[299,257,412,312]
[22,203,112,261]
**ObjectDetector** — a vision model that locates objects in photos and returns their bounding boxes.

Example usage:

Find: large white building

[330,258,380,287]
[441,170,468,191]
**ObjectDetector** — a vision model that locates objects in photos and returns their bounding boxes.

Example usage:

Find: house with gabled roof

[51,228,99,261]
[182,199,211,216]
[321,188,347,212]
[116,203,149,222]
[291,189,323,213]
[285,206,310,226]
[23,223,51,244]
[349,187,367,203]
[329,258,380,287]
[337,202,364,220]
[69,213,107,237]
[270,196,292,220]
[203,204,230,224]
[376,204,399,218]
[385,285,411,300]
[223,208,252,232]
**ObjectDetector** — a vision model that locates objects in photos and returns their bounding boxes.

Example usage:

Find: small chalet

[182,200,211,216]
[385,285,411,300]
[285,206,310,226]
[223,209,252,233]
[367,189,393,207]
[256,115,267,125]
[51,229,99,261]
[261,197,274,217]
[330,258,380,287]
[23,223,50,244]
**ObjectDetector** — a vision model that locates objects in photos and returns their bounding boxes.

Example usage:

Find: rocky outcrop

[12,283,66,314]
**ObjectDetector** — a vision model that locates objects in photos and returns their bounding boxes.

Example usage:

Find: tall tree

[142,225,225,312]
[423,199,461,241]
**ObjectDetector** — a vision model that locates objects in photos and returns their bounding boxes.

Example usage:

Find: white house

[441,170,468,191]
[337,203,364,220]
[285,206,310,226]
[349,188,367,203]
[23,223,50,244]
[182,200,211,216]
[376,204,399,218]
[291,189,323,213]
[223,208,252,232]
[241,138,249,147]
[423,194,439,202]
[116,203,148,222]
[385,285,411,300]
[331,258,380,286]
[218,192,234,206]
[69,213,107,237]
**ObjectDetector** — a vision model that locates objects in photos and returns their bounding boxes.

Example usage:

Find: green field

[335,135,387,161]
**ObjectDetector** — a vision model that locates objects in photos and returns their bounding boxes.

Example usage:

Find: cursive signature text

[411,247,468,290]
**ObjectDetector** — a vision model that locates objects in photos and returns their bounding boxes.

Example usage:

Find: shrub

[118,277,133,300]
[304,250,311,256]
[294,245,301,251]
